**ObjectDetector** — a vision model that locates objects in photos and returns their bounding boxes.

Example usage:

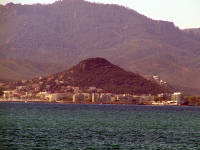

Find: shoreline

[0,100,182,106]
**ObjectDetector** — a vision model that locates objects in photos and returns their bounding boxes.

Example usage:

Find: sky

[0,0,199,29]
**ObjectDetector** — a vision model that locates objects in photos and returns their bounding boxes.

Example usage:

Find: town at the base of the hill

[1,84,183,105]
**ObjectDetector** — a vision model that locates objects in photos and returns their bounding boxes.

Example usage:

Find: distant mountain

[0,59,65,81]
[184,28,200,35]
[183,28,200,41]
[7,57,167,95]
[0,0,200,94]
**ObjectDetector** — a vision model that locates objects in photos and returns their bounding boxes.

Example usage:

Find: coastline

[0,99,181,106]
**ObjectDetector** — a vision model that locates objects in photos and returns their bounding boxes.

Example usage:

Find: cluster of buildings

[153,75,167,85]
[0,75,184,105]
[1,87,184,105]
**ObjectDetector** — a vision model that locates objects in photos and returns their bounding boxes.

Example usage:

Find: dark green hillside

[6,57,166,95]
[52,57,166,94]
[0,0,200,94]
[8,57,166,95]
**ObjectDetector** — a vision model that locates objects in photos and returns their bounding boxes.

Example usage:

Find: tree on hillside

[0,90,3,97]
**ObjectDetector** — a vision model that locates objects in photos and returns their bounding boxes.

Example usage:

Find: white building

[3,90,16,100]
[171,92,184,105]
[46,93,69,102]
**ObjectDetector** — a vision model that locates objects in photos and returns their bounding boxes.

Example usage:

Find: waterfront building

[92,93,100,103]
[171,92,184,105]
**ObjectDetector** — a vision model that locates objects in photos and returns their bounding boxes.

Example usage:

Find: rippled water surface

[1,103,200,150]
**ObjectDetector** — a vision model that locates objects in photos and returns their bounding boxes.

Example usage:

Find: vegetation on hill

[0,89,3,96]
[183,96,200,106]
[0,0,200,94]
[52,57,167,94]
[6,58,167,95]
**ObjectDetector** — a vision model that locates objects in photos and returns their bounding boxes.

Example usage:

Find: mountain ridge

[0,0,200,95]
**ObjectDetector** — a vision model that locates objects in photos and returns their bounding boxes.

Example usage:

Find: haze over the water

[1,0,199,29]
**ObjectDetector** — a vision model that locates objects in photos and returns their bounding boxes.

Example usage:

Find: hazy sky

[1,0,199,29]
